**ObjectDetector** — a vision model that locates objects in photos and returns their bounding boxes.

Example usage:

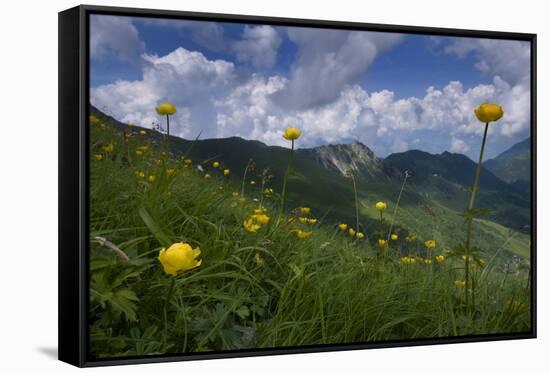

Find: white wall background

[0,0,546,371]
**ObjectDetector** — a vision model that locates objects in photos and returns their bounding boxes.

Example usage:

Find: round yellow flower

[405,235,416,242]
[307,218,317,224]
[474,103,504,123]
[204,174,211,179]
[294,230,312,239]
[155,102,177,116]
[243,218,261,233]
[148,175,156,182]
[139,130,147,135]
[356,232,365,239]
[135,150,143,156]
[102,144,114,153]
[282,127,301,141]
[254,207,267,214]
[89,115,100,125]
[223,169,230,176]
[454,280,466,288]
[252,214,270,225]
[435,255,445,263]
[166,168,176,176]
[378,239,388,249]
[401,256,414,264]
[348,228,356,236]
[94,154,103,161]
[158,242,202,276]
[375,202,387,211]
[338,223,348,231]
[135,170,145,178]
[391,234,398,241]
[264,188,273,194]
[299,207,311,215]
[250,180,256,185]
[212,161,220,168]
[424,259,432,265]
[184,159,192,165]
[425,240,436,250]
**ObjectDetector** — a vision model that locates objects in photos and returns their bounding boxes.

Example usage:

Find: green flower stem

[280,140,294,215]
[166,114,170,137]
[350,173,360,233]
[241,158,253,197]
[162,277,176,349]
[386,173,409,243]
[465,121,490,313]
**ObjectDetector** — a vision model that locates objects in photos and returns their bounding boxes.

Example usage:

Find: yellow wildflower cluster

[158,242,201,276]
[243,212,270,233]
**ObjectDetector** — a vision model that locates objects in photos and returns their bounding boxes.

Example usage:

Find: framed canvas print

[58,4,537,367]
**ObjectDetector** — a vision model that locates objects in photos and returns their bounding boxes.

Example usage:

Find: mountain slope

[484,137,531,192]
[90,106,530,258]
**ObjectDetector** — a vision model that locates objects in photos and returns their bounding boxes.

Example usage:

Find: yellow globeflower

[139,130,147,135]
[405,235,416,242]
[155,102,177,116]
[252,214,270,225]
[338,223,347,231]
[307,218,317,224]
[356,232,365,239]
[89,115,100,125]
[435,255,445,263]
[223,169,230,176]
[375,202,387,211]
[204,174,211,179]
[166,168,176,176]
[94,154,103,161]
[282,127,301,141]
[135,150,143,156]
[348,228,356,236]
[158,242,201,276]
[243,218,261,233]
[391,234,398,241]
[425,240,436,250]
[135,170,145,178]
[294,230,312,239]
[212,161,220,168]
[401,256,414,265]
[264,188,273,194]
[474,103,504,123]
[148,175,156,182]
[184,159,192,165]
[250,180,256,185]
[454,280,466,288]
[102,144,114,153]
[298,217,308,223]
[424,259,432,265]
[299,207,311,215]
[378,239,388,250]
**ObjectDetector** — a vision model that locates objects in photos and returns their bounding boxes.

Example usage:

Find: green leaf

[138,207,172,247]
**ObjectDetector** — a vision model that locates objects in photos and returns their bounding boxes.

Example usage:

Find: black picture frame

[58,4,537,367]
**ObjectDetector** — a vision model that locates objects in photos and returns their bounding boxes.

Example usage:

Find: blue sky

[90,15,531,159]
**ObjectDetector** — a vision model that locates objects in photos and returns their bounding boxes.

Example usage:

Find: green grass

[88,118,531,358]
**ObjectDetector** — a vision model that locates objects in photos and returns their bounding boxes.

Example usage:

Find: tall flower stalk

[156,103,177,138]
[280,127,301,215]
[350,173,360,234]
[241,158,253,197]
[386,170,411,243]
[464,103,504,312]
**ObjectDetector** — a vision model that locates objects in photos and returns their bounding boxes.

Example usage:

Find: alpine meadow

[88,15,533,359]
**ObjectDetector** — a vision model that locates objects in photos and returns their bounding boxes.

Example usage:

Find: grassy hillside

[88,113,531,358]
